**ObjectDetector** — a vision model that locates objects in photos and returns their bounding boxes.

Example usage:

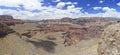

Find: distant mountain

[0,15,24,26]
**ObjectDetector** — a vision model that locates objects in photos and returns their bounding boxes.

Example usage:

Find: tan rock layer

[98,23,120,55]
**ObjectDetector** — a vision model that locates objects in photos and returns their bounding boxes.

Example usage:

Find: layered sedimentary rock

[38,23,104,46]
[0,15,24,26]
[37,17,119,46]
[98,23,120,55]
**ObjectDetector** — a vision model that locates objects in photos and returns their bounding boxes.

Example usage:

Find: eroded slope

[98,23,120,55]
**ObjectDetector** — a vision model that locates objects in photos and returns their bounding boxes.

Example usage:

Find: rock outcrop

[0,15,24,26]
[98,23,120,55]
[0,15,24,38]
[0,23,14,38]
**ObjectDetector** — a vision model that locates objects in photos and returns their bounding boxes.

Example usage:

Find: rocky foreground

[98,23,120,55]
[0,15,120,55]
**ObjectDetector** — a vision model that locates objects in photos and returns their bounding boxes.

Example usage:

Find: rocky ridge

[98,23,120,55]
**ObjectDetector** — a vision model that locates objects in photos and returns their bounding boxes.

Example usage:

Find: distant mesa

[61,17,72,22]
[0,15,13,19]
[0,15,25,26]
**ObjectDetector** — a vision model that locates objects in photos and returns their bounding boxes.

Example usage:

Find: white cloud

[56,2,78,9]
[93,7,102,10]
[87,4,90,6]
[73,2,78,4]
[0,0,43,11]
[56,2,66,9]
[117,2,120,6]
[102,7,116,11]
[66,2,72,4]
[99,0,103,3]
[67,5,75,9]
[52,0,61,2]
[0,0,22,7]
[66,2,78,5]
[85,7,120,17]
[102,10,120,17]
[0,0,120,20]
[22,0,43,10]
[0,6,120,20]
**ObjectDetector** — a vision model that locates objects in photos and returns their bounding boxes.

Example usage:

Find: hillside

[98,23,120,55]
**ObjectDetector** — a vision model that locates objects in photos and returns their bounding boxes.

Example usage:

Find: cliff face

[0,15,24,26]
[0,23,13,38]
[0,15,13,20]
[37,22,104,46]
[37,17,120,46]
[98,23,120,55]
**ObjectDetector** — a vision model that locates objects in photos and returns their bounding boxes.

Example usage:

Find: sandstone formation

[98,23,120,55]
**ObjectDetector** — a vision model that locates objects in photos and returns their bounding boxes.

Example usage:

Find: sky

[0,0,120,20]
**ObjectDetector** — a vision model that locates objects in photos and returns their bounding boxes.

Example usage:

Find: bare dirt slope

[39,33,99,55]
[0,33,44,55]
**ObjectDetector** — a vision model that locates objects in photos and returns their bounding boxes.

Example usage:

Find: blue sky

[0,0,120,20]
[43,0,120,13]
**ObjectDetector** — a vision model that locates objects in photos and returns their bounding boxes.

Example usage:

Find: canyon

[0,15,120,55]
